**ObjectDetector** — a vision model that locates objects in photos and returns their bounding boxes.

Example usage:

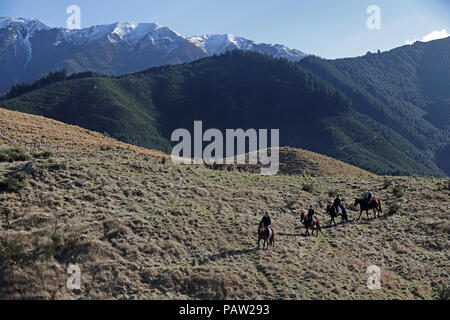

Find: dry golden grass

[0,108,448,300]
[0,108,165,158]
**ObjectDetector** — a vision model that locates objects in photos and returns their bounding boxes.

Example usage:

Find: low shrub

[302,183,315,193]
[0,239,25,264]
[327,189,338,197]
[0,171,28,192]
[32,150,54,159]
[0,147,30,162]
[387,200,402,215]
[392,185,404,198]
[437,284,449,300]
[382,178,392,189]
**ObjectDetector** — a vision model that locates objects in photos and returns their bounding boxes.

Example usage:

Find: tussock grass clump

[392,185,404,198]
[32,150,54,159]
[0,171,28,192]
[0,147,30,162]
[387,184,405,216]
[0,239,25,264]
[327,189,339,197]
[382,178,392,189]
[302,182,315,193]
[437,284,450,300]
[387,200,402,215]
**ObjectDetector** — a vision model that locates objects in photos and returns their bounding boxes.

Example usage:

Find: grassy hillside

[0,51,441,176]
[0,109,448,300]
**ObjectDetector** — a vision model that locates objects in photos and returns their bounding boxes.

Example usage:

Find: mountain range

[0,17,306,93]
[0,17,448,177]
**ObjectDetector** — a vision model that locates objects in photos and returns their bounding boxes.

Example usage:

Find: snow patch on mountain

[185,33,306,61]
[0,17,49,64]
[56,21,185,52]
[186,34,254,55]
[0,17,307,63]
[0,17,49,31]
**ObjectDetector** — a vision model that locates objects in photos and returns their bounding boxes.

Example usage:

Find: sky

[1,0,449,59]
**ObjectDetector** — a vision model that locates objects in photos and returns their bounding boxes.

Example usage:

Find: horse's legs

[366,210,369,220]
[358,209,363,220]
[257,238,260,250]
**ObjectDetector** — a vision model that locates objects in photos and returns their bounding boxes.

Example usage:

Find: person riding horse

[365,188,373,205]
[259,211,272,237]
[332,195,344,215]
[307,205,315,225]
[258,210,275,249]
[301,204,322,236]
[355,188,382,219]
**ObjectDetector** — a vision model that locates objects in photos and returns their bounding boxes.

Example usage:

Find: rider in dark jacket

[260,211,272,235]
[333,195,344,214]
[307,205,315,224]
[333,196,341,208]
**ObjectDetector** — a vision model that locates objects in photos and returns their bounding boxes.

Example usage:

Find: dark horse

[326,204,348,227]
[257,222,275,250]
[354,198,382,220]
[300,212,322,236]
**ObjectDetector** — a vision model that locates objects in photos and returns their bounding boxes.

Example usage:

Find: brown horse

[326,204,348,227]
[300,212,322,236]
[257,222,275,250]
[354,198,382,220]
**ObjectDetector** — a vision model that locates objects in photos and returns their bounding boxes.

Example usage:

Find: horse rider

[365,188,373,205]
[260,210,272,236]
[307,205,315,225]
[333,195,344,214]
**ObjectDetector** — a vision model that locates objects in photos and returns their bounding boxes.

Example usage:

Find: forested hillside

[1,50,445,176]
[299,37,450,175]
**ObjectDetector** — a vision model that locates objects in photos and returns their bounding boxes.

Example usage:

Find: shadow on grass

[277,232,303,237]
[199,248,257,265]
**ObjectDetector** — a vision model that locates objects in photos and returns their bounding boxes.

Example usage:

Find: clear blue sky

[1,0,449,58]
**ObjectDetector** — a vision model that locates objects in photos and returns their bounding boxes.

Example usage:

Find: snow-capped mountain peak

[1,16,306,60]
[0,17,50,65]
[57,21,184,48]
[185,34,254,55]
[0,17,49,31]
[0,17,308,93]
[184,33,306,61]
